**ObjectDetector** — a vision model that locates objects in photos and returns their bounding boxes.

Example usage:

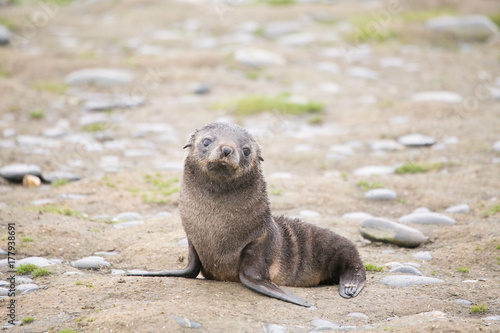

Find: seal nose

[222,146,233,157]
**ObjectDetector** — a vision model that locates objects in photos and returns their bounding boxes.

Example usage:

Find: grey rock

[0,140,15,148]
[353,165,395,176]
[381,275,443,287]
[347,67,378,80]
[113,221,144,229]
[0,287,8,296]
[370,140,404,152]
[483,315,500,321]
[445,204,470,214]
[3,128,16,137]
[493,140,500,152]
[279,33,315,47]
[94,251,118,257]
[347,312,369,320]
[60,194,87,200]
[264,324,287,333]
[71,257,111,269]
[364,189,397,200]
[263,21,300,37]
[379,57,405,68]
[115,212,143,222]
[0,25,10,45]
[0,259,8,268]
[43,127,67,138]
[42,171,80,183]
[16,276,34,284]
[413,251,432,261]
[16,283,39,293]
[397,134,436,147]
[316,62,340,74]
[0,164,42,183]
[65,68,134,86]
[172,315,202,329]
[83,95,145,111]
[360,218,428,248]
[311,319,356,331]
[413,207,431,214]
[0,249,6,256]
[403,262,421,268]
[454,299,472,306]
[426,15,499,41]
[15,257,56,268]
[64,271,83,275]
[192,83,210,95]
[399,212,456,225]
[79,113,108,126]
[234,47,286,68]
[411,91,462,103]
[389,266,423,276]
[342,212,374,220]
[111,269,126,275]
[382,249,395,254]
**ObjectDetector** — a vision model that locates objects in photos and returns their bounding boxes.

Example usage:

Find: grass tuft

[32,205,84,218]
[82,123,108,133]
[356,180,384,191]
[469,303,488,314]
[482,204,500,217]
[31,81,67,94]
[29,110,45,119]
[489,13,500,28]
[16,263,39,275]
[21,236,34,242]
[32,268,51,278]
[456,266,469,273]
[399,7,457,22]
[218,94,322,116]
[22,317,35,324]
[364,263,383,272]
[51,179,70,187]
[395,162,442,174]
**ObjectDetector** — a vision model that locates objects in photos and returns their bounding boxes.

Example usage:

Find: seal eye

[202,138,212,147]
[242,147,251,156]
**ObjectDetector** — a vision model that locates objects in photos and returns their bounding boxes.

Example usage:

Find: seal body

[129,122,365,306]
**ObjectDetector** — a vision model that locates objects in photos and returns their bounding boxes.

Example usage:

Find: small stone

[111,269,126,275]
[65,68,134,86]
[311,319,356,331]
[493,141,500,152]
[115,212,143,221]
[445,204,470,214]
[64,271,83,275]
[300,210,320,218]
[411,91,462,103]
[380,275,443,287]
[426,15,499,41]
[413,251,432,261]
[316,62,340,74]
[15,257,55,268]
[234,47,286,68]
[16,283,39,293]
[0,288,8,296]
[319,82,340,93]
[347,67,378,80]
[264,324,287,333]
[382,249,395,254]
[402,262,421,268]
[399,212,456,225]
[0,164,42,183]
[483,315,500,321]
[0,25,10,45]
[42,171,80,183]
[94,251,118,257]
[192,83,210,95]
[83,95,145,111]
[172,315,202,329]
[3,128,16,137]
[263,21,300,37]
[360,218,428,248]
[342,212,374,220]
[269,172,292,179]
[370,140,404,152]
[23,175,41,188]
[113,221,144,229]
[454,299,472,306]
[364,189,397,200]
[379,57,404,68]
[353,165,395,176]
[347,313,369,320]
[389,266,423,276]
[43,127,67,138]
[413,207,431,214]
[178,238,189,247]
[15,277,33,284]
[0,249,7,255]
[71,257,111,269]
[397,134,436,147]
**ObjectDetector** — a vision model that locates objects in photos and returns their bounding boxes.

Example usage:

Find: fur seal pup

[127,122,365,307]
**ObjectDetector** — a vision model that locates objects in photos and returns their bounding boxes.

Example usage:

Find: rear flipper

[239,240,311,307]
[126,239,201,279]
[338,265,365,298]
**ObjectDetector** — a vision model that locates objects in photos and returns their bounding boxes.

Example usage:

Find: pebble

[23,175,41,188]
[353,165,395,176]
[300,210,320,218]
[177,238,189,247]
[71,256,111,269]
[483,315,500,321]
[379,57,405,68]
[84,95,145,111]
[16,283,40,293]
[426,15,499,41]
[389,266,423,276]
[310,319,356,331]
[397,134,436,147]
[113,221,144,229]
[42,171,80,183]
[359,218,428,248]
[380,275,443,287]
[411,91,463,103]
[65,68,134,86]
[43,127,67,138]
[364,189,397,200]
[0,25,9,45]
[413,207,431,214]
[316,62,340,74]
[192,83,210,95]
[454,299,472,306]
[263,21,300,38]
[399,212,456,225]
[115,212,143,221]
[370,140,404,152]
[0,288,8,296]
[319,82,340,93]
[382,249,395,254]
[64,271,83,275]
[3,128,16,137]
[0,164,42,183]
[445,204,470,214]
[279,33,315,47]
[342,212,374,220]
[264,324,287,333]
[347,67,379,80]
[172,315,202,329]
[79,113,108,126]
[15,257,56,268]
[234,47,286,68]
[493,140,500,152]
[413,251,432,261]
[111,269,126,275]
[269,172,292,179]
[347,313,369,320]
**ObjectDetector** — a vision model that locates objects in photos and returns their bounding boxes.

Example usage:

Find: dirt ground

[0,0,500,332]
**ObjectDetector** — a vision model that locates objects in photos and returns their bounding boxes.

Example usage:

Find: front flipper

[127,239,201,278]
[239,241,311,307]
[339,266,366,298]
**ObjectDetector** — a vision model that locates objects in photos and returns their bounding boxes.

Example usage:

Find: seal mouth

[206,160,238,177]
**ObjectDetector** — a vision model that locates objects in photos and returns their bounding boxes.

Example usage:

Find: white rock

[364,189,397,200]
[445,204,470,214]
[347,67,379,80]
[300,210,320,218]
[234,48,286,68]
[411,91,462,103]
[398,134,436,147]
[342,212,374,220]
[426,15,499,41]
[65,68,133,86]
[354,165,395,176]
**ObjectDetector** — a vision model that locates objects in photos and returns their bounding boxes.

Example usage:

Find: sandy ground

[0,0,500,332]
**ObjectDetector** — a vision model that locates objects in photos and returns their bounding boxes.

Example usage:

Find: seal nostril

[222,146,232,157]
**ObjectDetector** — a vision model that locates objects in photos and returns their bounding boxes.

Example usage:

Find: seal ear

[258,156,264,162]
[183,143,192,149]
[183,132,197,149]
